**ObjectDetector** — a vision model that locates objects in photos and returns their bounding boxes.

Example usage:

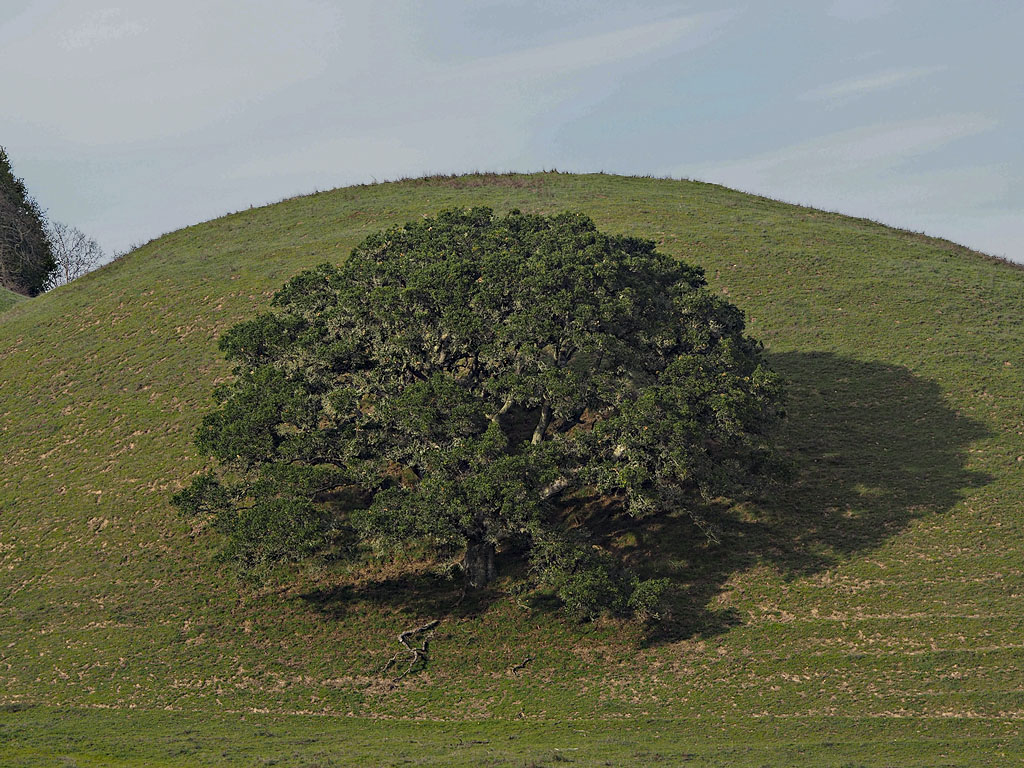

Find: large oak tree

[175,208,784,617]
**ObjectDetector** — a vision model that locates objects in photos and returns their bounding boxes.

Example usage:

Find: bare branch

[488,396,515,423]
[378,619,441,680]
[45,220,103,289]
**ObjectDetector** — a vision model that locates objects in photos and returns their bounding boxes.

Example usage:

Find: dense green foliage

[175,208,783,616]
[1,173,1021,765]
[0,147,55,297]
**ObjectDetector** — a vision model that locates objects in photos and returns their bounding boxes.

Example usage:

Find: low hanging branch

[379,619,441,680]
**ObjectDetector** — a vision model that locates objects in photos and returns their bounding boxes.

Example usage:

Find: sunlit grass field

[1,173,1022,765]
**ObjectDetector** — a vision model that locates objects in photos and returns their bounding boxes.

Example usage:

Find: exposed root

[509,655,533,675]
[379,619,441,680]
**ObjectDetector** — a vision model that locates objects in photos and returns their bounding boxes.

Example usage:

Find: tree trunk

[464,540,497,588]
[531,403,551,444]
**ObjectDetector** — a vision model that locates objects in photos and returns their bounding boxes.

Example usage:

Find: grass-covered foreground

[1,173,1022,764]
[3,707,1021,767]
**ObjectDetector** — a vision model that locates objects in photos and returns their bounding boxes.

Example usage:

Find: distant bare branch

[46,220,103,289]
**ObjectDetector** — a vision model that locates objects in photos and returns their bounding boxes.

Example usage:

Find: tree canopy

[174,207,784,618]
[0,147,55,297]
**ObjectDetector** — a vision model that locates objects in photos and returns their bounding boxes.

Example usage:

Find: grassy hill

[1,172,1022,766]
[0,284,24,313]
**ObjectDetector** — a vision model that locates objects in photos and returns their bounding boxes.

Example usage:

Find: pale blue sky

[2,1,1021,263]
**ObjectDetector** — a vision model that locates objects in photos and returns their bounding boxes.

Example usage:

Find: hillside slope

[1,173,1022,764]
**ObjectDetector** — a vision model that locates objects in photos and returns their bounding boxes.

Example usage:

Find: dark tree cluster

[174,208,784,619]
[0,147,55,296]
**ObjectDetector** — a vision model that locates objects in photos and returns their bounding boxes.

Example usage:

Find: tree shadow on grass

[639,350,992,645]
[300,567,504,624]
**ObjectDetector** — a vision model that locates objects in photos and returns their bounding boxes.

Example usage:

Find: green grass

[0,284,24,313]
[1,172,1022,765]
[2,707,1021,767]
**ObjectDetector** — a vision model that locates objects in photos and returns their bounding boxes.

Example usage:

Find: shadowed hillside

[643,351,992,643]
[1,173,1022,765]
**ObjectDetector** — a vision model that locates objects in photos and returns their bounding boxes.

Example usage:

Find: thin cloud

[828,0,895,22]
[60,8,147,50]
[229,134,426,182]
[801,66,946,102]
[0,0,343,144]
[689,113,998,188]
[464,10,737,80]
[227,10,742,196]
